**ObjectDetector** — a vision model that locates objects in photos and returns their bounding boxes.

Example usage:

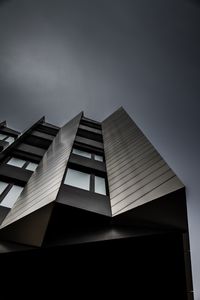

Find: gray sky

[0,0,200,297]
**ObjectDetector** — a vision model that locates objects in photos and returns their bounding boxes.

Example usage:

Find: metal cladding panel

[0,113,82,229]
[102,107,184,217]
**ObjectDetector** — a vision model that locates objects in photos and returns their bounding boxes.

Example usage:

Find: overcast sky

[0,0,200,297]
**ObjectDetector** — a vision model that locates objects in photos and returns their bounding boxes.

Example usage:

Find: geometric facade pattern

[0,107,193,299]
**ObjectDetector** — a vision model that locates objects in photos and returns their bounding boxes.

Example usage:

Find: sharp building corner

[0,107,193,299]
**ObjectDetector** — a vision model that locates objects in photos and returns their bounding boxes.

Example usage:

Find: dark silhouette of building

[0,108,193,299]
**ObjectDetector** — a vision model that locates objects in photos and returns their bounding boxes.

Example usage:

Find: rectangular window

[72,148,91,159]
[0,181,8,195]
[94,154,103,162]
[95,176,106,195]
[7,157,26,168]
[0,134,7,140]
[72,147,104,163]
[5,136,15,145]
[63,168,108,196]
[64,168,90,191]
[0,185,23,208]
[25,162,38,172]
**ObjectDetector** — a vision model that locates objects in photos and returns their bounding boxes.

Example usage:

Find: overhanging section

[0,112,82,231]
[102,107,184,217]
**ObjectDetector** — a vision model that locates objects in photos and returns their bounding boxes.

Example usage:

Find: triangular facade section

[102,107,184,217]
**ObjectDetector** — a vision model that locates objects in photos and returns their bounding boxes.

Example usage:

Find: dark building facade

[0,108,193,299]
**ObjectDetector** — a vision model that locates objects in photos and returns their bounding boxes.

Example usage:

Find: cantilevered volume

[0,108,193,298]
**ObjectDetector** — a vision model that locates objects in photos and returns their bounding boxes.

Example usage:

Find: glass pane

[64,168,90,191]
[0,134,7,140]
[95,176,106,195]
[26,162,38,172]
[5,136,15,145]
[72,148,91,159]
[0,181,8,195]
[0,185,23,208]
[94,154,103,162]
[7,157,26,168]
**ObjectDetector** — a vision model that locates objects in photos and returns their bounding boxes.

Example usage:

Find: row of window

[0,168,106,209]
[72,148,103,162]
[0,134,15,145]
[64,168,107,196]
[0,132,39,209]
[0,181,23,208]
[0,119,106,211]
[0,169,107,209]
[68,122,107,195]
[7,157,38,171]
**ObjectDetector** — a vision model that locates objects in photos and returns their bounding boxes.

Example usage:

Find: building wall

[0,113,82,229]
[102,107,184,216]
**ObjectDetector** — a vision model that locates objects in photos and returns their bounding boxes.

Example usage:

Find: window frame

[7,157,27,168]
[0,133,8,141]
[5,136,15,145]
[0,180,23,208]
[94,175,107,195]
[5,156,38,172]
[0,184,23,208]
[72,148,92,159]
[0,133,16,143]
[63,166,108,196]
[0,181,9,196]
[72,147,104,163]
[94,154,104,162]
[64,168,91,191]
[25,162,39,172]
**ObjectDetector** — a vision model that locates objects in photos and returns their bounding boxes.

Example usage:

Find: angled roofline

[0,121,7,128]
[0,116,45,162]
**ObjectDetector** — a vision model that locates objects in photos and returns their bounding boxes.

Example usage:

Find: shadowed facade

[0,107,193,299]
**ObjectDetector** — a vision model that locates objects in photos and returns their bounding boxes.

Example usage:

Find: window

[0,185,23,208]
[64,168,90,191]
[25,162,38,172]
[64,168,107,195]
[94,154,103,162]
[6,157,38,172]
[72,148,91,159]
[95,176,106,195]
[0,134,15,144]
[7,157,26,168]
[0,134,7,140]
[72,148,104,162]
[5,136,15,145]
[0,181,8,195]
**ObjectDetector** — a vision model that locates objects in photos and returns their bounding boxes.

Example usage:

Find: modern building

[0,108,193,299]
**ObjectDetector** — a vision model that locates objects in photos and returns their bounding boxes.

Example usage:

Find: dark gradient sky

[0,0,200,296]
